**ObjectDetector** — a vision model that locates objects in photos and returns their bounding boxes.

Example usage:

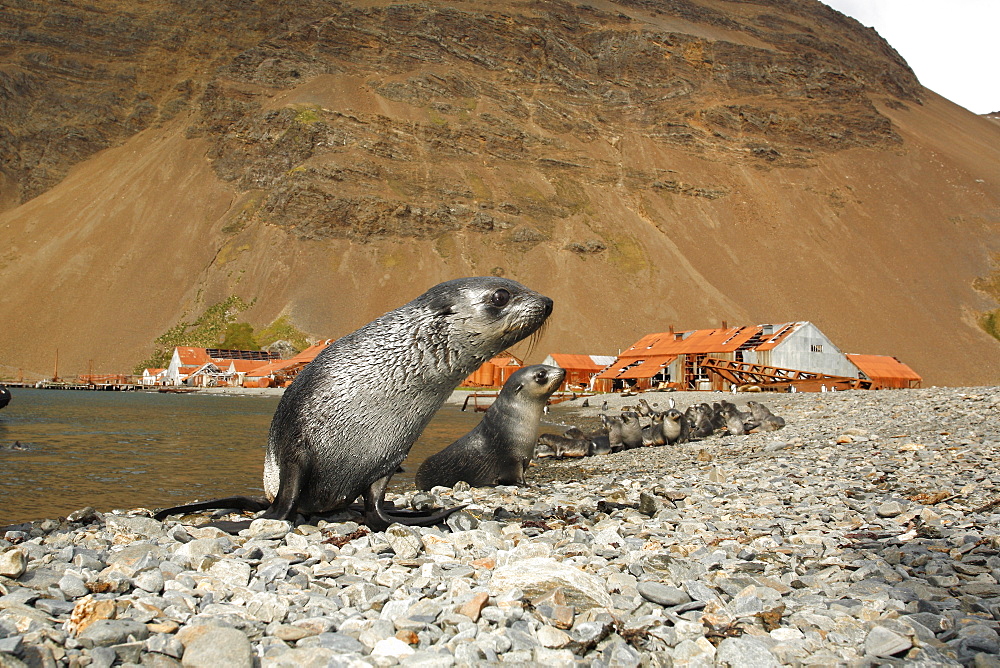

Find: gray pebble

[865,625,913,658]
[89,646,117,668]
[715,636,782,667]
[637,581,690,607]
[57,573,89,599]
[180,625,253,668]
[79,619,150,647]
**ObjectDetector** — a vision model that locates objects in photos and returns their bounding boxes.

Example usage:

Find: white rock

[371,636,415,660]
[207,559,251,587]
[0,548,26,578]
[537,625,571,648]
[489,557,613,610]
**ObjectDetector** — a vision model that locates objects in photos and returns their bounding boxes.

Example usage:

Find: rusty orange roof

[617,356,677,379]
[245,359,294,377]
[246,339,335,377]
[752,323,802,351]
[226,359,271,373]
[488,353,522,367]
[597,355,676,379]
[846,354,922,383]
[547,354,613,371]
[175,347,213,366]
[620,327,759,357]
[619,322,808,357]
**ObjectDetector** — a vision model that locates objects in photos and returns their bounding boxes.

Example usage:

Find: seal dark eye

[490,288,511,308]
[535,370,547,383]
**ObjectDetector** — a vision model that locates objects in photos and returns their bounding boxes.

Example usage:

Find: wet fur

[159,277,552,529]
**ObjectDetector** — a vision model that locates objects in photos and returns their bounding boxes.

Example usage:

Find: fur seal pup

[540,426,592,458]
[557,438,590,458]
[416,364,565,489]
[747,401,786,431]
[537,432,582,458]
[685,404,716,439]
[604,415,625,452]
[620,412,644,449]
[662,409,689,444]
[642,412,667,446]
[534,442,557,459]
[157,277,552,530]
[588,436,611,456]
[0,384,10,410]
[720,401,757,436]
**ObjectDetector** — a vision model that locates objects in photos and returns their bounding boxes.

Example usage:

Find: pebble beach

[1,386,999,667]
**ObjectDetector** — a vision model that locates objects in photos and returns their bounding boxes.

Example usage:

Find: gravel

[0,386,998,666]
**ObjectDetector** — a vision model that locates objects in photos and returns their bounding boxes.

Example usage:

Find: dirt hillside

[1,0,998,385]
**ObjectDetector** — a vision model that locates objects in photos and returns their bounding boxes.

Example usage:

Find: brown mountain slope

[1,0,998,385]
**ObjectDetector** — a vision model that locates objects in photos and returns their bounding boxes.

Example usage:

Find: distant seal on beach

[605,414,625,451]
[662,408,689,444]
[620,412,644,449]
[156,277,552,530]
[747,401,786,431]
[416,364,565,489]
[720,401,757,436]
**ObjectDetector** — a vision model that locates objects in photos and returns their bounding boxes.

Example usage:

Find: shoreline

[194,387,490,407]
[0,386,998,666]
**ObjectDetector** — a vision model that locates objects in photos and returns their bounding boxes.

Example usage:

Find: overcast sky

[821,0,998,115]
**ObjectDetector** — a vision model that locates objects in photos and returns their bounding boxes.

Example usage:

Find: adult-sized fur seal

[157,277,552,530]
[415,364,565,489]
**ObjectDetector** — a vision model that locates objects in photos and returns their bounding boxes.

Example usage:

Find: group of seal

[536,396,785,460]
[686,399,786,437]
[415,364,564,490]
[155,277,553,530]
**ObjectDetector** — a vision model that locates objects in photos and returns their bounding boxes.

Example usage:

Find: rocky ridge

[192,0,919,243]
[1,0,919,213]
[1,387,999,666]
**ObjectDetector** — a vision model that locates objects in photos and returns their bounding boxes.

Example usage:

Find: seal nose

[540,296,554,317]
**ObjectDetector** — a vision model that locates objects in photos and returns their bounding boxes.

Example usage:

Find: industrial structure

[462,353,523,388]
[14,322,920,394]
[541,354,617,391]
[595,322,921,392]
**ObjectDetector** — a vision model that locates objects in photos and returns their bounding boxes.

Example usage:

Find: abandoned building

[596,322,921,392]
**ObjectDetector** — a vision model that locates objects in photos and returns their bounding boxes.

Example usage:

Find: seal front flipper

[153,496,269,521]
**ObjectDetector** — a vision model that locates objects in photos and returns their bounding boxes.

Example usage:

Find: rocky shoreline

[1,386,999,667]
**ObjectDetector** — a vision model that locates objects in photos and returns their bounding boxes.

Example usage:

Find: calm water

[0,388,483,525]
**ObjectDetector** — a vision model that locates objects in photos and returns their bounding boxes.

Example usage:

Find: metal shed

[846,354,922,389]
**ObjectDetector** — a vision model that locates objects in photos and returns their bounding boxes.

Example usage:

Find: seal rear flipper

[261,453,312,520]
[384,504,467,527]
[345,499,462,518]
[153,496,269,521]
[202,519,257,534]
[360,476,467,530]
